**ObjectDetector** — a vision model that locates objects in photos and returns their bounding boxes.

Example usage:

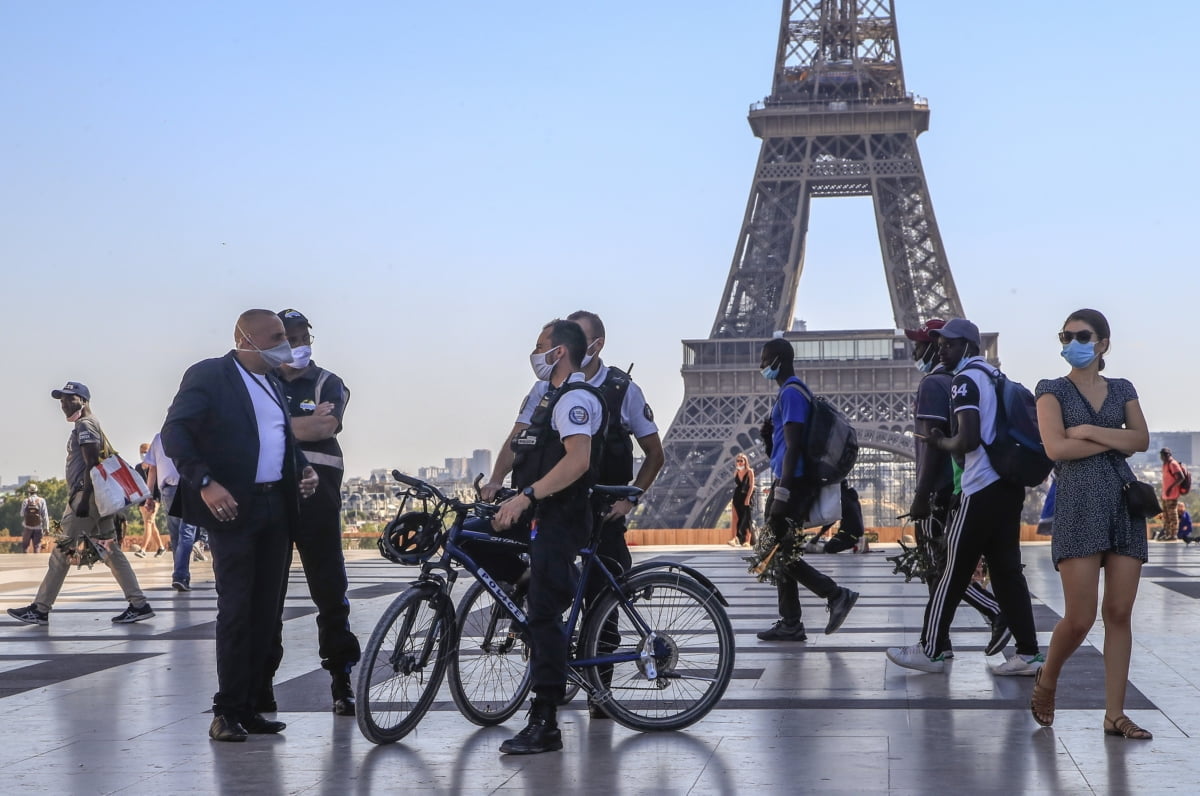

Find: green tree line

[1,479,149,538]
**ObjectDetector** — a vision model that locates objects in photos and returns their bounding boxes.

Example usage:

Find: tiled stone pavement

[2,540,1199,794]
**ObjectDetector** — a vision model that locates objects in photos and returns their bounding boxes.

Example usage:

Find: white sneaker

[990,652,1045,676]
[886,643,946,673]
[727,539,740,547]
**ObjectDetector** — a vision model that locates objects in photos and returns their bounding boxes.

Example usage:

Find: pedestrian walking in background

[730,454,755,547]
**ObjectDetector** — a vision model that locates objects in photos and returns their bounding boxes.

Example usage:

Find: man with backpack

[20,484,49,554]
[754,336,859,642]
[1160,448,1189,541]
[887,319,1043,676]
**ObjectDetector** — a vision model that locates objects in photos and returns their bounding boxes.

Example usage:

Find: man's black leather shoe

[499,717,562,754]
[209,715,248,742]
[242,713,286,734]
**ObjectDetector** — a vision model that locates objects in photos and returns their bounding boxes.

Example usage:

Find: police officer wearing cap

[261,308,361,716]
[478,319,606,754]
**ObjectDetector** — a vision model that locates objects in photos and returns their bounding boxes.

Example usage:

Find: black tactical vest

[595,366,635,486]
[511,380,609,506]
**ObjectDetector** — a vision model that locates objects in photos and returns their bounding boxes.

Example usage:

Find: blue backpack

[963,363,1053,488]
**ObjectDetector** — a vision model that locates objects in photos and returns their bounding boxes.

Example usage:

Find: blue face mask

[1061,340,1097,369]
[761,358,781,380]
[915,357,934,374]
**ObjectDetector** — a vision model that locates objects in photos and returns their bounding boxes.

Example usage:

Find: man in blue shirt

[756,337,859,641]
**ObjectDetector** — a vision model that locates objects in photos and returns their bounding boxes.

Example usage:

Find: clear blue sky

[3,1,1198,482]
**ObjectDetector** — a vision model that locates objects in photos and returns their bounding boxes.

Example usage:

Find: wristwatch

[199,475,212,489]
[521,486,538,505]
[626,494,640,506]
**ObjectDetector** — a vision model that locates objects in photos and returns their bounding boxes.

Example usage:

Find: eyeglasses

[1058,330,1095,344]
[288,334,314,346]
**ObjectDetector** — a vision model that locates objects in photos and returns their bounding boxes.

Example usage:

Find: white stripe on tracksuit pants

[916,511,1001,644]
[920,478,1039,660]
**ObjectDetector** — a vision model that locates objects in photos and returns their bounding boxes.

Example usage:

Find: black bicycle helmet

[379,511,442,565]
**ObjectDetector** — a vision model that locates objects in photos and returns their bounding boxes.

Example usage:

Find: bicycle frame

[392,474,669,690]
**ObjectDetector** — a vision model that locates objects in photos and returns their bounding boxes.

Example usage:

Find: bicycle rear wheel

[447,580,532,725]
[578,570,734,731]
[356,587,454,744]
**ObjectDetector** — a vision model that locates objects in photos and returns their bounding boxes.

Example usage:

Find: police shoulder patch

[643,404,654,422]
[568,406,590,425]
[300,399,317,412]
[519,395,529,414]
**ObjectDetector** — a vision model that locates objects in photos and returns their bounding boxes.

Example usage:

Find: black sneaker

[112,603,155,623]
[824,587,859,635]
[985,615,1013,657]
[756,620,808,641]
[172,581,191,592]
[7,605,48,626]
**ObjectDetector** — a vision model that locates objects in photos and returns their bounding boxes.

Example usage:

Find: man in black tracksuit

[263,308,361,716]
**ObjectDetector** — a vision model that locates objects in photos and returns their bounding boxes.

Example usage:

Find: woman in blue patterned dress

[1030,309,1152,739]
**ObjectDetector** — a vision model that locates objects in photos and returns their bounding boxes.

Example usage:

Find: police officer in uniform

[484,319,606,755]
[262,308,361,716]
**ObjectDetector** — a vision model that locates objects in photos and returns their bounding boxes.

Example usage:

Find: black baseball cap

[929,318,981,349]
[51,381,90,402]
[277,308,311,328]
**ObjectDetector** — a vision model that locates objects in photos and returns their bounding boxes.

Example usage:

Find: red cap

[904,319,946,343]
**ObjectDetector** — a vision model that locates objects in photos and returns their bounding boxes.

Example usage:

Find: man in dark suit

[162,308,318,742]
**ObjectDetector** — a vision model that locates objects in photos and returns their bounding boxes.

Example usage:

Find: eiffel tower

[639,0,987,529]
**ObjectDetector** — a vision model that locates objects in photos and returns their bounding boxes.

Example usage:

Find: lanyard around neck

[235,357,286,414]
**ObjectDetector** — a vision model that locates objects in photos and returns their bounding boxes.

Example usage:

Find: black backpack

[962,363,1053,488]
[785,380,858,486]
[1178,461,1192,495]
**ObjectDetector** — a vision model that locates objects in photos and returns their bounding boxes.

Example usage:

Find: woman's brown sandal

[1103,715,1152,740]
[1030,667,1055,727]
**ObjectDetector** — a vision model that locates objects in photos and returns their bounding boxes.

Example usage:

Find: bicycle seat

[591,484,643,502]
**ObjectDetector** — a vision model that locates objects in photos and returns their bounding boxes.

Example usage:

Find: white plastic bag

[90,456,152,517]
[802,482,842,528]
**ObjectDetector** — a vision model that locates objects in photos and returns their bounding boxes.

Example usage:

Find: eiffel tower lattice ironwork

[639,0,972,530]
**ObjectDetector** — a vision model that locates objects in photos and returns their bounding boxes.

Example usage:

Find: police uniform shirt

[948,355,1001,496]
[277,363,348,454]
[549,372,604,442]
[914,364,955,494]
[277,362,348,502]
[515,363,658,439]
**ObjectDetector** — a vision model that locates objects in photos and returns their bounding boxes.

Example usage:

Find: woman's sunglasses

[1058,330,1096,344]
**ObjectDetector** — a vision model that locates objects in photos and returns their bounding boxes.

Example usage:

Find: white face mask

[736,463,746,470]
[580,338,603,368]
[286,345,313,370]
[237,326,294,369]
[529,347,561,381]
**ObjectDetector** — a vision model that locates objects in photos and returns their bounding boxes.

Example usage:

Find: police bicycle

[356,470,735,745]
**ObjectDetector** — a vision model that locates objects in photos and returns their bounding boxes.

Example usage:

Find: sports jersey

[948,356,1001,496]
[914,364,954,494]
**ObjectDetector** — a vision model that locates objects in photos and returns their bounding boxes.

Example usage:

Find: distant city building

[470,449,492,482]
[444,457,469,481]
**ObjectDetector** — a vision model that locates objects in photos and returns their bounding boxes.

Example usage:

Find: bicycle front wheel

[578,570,735,732]
[447,580,532,726]
[356,587,455,744]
